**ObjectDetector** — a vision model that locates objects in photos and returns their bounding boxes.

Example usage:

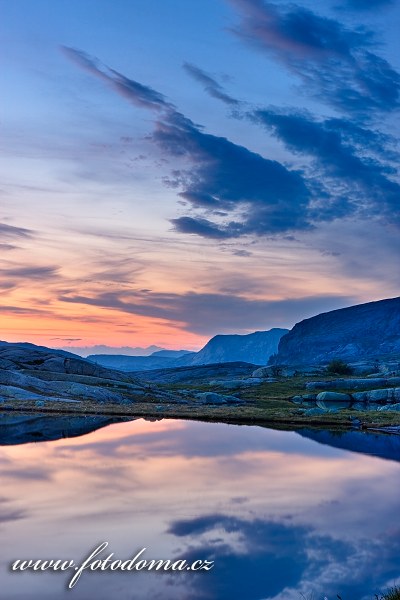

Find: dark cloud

[171,216,231,238]
[252,108,400,222]
[62,46,171,111]
[167,515,321,600]
[183,63,239,105]
[154,111,312,236]
[228,0,400,116]
[167,513,400,600]
[60,289,353,334]
[345,0,394,8]
[64,47,399,241]
[64,47,313,237]
[0,223,33,239]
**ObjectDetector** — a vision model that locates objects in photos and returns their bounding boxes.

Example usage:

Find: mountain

[179,329,288,367]
[150,350,192,358]
[57,345,164,358]
[88,329,288,372]
[275,297,400,366]
[86,352,195,372]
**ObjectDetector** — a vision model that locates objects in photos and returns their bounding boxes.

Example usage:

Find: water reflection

[0,416,398,599]
[0,413,131,445]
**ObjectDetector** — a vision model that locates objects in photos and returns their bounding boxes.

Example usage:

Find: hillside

[182,329,288,366]
[276,297,400,365]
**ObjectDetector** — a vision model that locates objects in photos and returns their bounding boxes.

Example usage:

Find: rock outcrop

[0,342,170,405]
[182,329,288,367]
[275,297,400,365]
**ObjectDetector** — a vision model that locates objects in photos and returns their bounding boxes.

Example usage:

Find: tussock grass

[376,585,400,600]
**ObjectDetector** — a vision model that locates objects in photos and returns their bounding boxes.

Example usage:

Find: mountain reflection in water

[0,415,398,600]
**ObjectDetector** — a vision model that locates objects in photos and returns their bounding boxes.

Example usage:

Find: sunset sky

[1,0,399,351]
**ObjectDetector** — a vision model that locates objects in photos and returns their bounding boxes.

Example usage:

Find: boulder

[252,366,275,378]
[352,388,400,403]
[306,378,392,391]
[316,399,351,410]
[377,403,400,412]
[194,392,241,404]
[316,392,352,402]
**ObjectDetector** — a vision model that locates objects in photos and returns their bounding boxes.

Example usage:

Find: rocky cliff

[181,329,289,366]
[276,297,400,365]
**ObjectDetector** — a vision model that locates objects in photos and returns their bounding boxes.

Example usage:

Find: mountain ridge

[275,296,400,365]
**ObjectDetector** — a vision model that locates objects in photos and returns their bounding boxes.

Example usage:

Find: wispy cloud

[183,63,239,105]
[64,44,400,243]
[227,0,400,116]
[344,0,394,9]
[0,223,34,239]
[251,107,400,223]
[60,289,353,334]
[62,46,171,111]
[1,266,59,280]
[63,47,313,238]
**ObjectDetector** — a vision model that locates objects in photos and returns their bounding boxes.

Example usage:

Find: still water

[0,415,399,599]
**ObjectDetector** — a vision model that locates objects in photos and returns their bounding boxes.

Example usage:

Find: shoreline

[1,397,399,434]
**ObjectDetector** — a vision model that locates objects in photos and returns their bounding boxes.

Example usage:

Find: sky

[1,0,399,351]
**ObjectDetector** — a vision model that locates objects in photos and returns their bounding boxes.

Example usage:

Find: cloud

[64,47,399,242]
[183,63,239,105]
[62,46,171,111]
[0,509,27,524]
[227,0,400,116]
[252,108,400,222]
[154,111,312,236]
[0,223,34,239]
[166,515,317,600]
[1,266,60,281]
[60,289,354,334]
[171,216,234,238]
[0,306,53,315]
[345,0,394,8]
[0,244,17,251]
[166,513,400,600]
[64,47,313,238]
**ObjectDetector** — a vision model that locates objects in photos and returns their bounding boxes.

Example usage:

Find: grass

[1,371,399,429]
[376,586,400,600]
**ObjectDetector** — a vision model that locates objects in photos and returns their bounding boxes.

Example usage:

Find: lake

[0,415,399,599]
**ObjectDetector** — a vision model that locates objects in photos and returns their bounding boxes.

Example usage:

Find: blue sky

[1,0,399,349]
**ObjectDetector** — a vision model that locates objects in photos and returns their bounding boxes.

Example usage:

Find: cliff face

[276,297,400,365]
[185,329,289,366]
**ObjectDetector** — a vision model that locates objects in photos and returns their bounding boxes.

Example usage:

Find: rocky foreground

[1,341,400,434]
[0,341,173,405]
